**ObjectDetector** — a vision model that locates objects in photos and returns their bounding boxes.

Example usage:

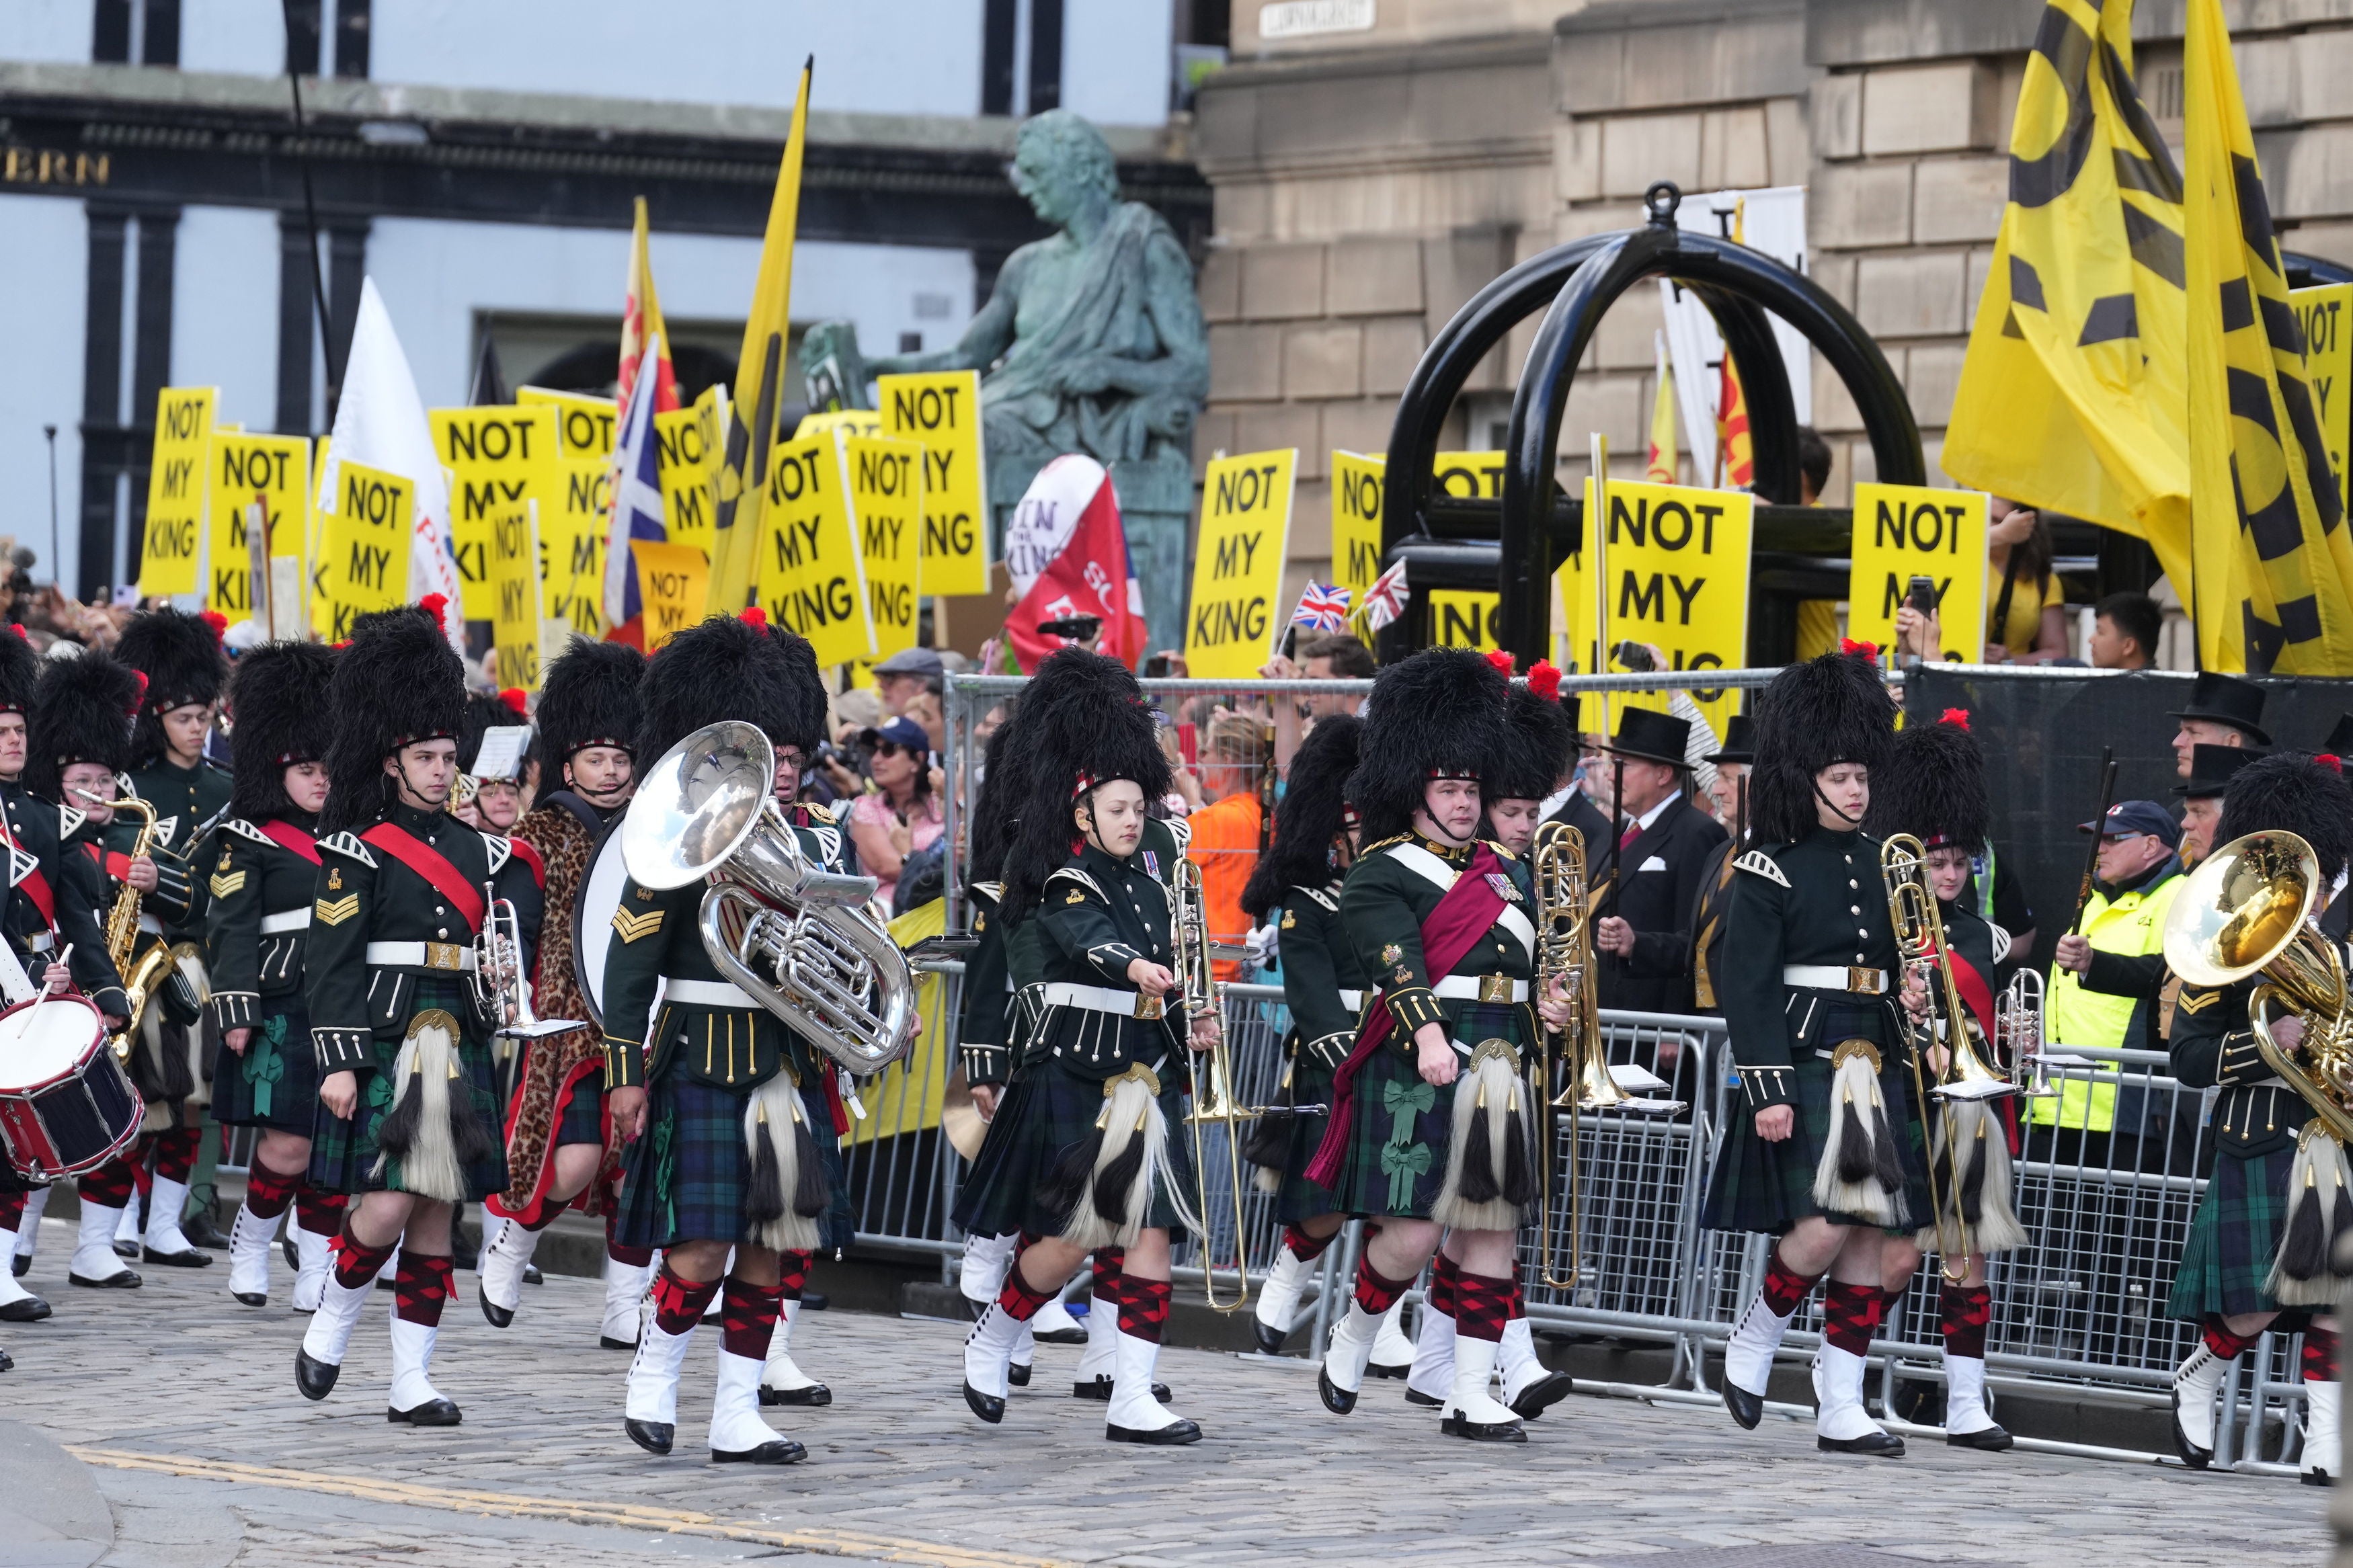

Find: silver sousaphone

[618,720,915,1075]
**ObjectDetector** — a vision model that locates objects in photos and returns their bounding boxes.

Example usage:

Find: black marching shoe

[1250,1319,1290,1356]
[281,1236,299,1272]
[1404,1388,1443,1407]
[758,1381,833,1407]
[1006,1362,1031,1389]
[111,1238,138,1260]
[141,1245,212,1268]
[1722,1381,1764,1430]
[0,1345,12,1372]
[1817,1430,1906,1457]
[713,1438,807,1465]
[963,1381,1006,1424]
[230,1291,266,1309]
[1316,1364,1358,1415]
[1947,1424,2014,1452]
[799,1289,828,1311]
[387,1399,463,1427]
[182,1210,232,1251]
[69,1268,142,1290]
[1072,1375,1170,1403]
[2305,1464,2339,1489]
[294,1349,340,1401]
[1365,1360,1410,1380]
[1107,1417,1200,1446]
[1509,1371,1575,1420]
[0,1292,50,1323]
[625,1419,674,1456]
[1440,1411,1527,1443]
[1032,1321,1087,1347]
[10,1254,27,1277]
[524,1263,542,1286]
[479,1284,514,1329]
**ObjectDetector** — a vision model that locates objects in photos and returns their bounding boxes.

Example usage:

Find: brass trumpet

[1171,855,1252,1311]
[1880,833,2014,1280]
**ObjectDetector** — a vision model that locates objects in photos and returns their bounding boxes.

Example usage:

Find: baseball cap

[871,647,944,679]
[2075,799,2181,848]
[859,715,932,755]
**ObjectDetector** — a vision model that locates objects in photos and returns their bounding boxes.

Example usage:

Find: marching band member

[1704,647,1929,1458]
[209,641,345,1310]
[603,611,851,1466]
[31,649,175,1289]
[0,628,126,1321]
[2165,751,2349,1485]
[1306,648,1576,1444]
[294,600,540,1426]
[480,641,645,1346]
[1866,708,2023,1451]
[452,691,531,834]
[953,647,1211,1444]
[1240,712,1365,1356]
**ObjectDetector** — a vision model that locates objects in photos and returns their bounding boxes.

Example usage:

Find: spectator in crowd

[2173,743,2261,868]
[1796,425,1832,505]
[2089,591,2162,671]
[1701,712,1752,831]
[1985,499,2069,664]
[2167,670,2268,778]
[1185,712,1269,980]
[1587,708,1726,1014]
[1296,631,1373,708]
[2044,801,2186,1166]
[871,646,945,719]
[845,715,946,913]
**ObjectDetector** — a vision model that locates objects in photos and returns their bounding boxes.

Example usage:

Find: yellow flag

[1645,332,1678,485]
[2184,0,2353,672]
[711,58,814,616]
[1945,0,2191,590]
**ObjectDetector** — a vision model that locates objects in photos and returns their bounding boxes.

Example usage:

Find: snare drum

[0,994,140,1180]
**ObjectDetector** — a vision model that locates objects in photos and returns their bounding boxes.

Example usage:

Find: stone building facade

[1188,0,2353,650]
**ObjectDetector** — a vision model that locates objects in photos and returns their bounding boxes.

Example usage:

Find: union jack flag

[1360,561,1410,632]
[1291,581,1351,632]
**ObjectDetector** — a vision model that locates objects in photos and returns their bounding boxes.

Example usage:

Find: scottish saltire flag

[1292,581,1351,632]
[601,337,667,632]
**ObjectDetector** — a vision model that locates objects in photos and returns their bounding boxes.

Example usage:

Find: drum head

[574,815,629,1030]
[0,993,106,1093]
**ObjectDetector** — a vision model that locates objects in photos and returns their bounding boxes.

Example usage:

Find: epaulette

[969,880,1004,907]
[1291,884,1339,914]
[796,800,842,826]
[319,831,377,868]
[482,833,513,874]
[1484,839,1517,862]
[1732,848,1789,887]
[223,818,275,847]
[56,804,86,839]
[151,814,180,850]
[802,823,843,869]
[1987,921,2013,958]
[1047,866,1107,901]
[1156,815,1193,854]
[1363,833,1411,856]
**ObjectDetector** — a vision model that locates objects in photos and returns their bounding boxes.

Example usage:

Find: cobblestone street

[0,1218,2328,1568]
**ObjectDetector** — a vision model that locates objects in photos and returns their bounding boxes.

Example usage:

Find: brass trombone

[1880,833,2015,1280]
[1531,821,1610,1290]
[1171,856,1253,1311]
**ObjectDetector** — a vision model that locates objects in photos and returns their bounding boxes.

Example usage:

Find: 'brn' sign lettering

[1187,448,1295,680]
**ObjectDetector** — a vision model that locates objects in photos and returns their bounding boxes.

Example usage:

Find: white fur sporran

[370,1009,467,1202]
[742,1073,824,1254]
[1431,1040,1536,1233]
[1913,1096,2024,1255]
[2268,1125,2353,1308]
[1812,1038,1908,1229]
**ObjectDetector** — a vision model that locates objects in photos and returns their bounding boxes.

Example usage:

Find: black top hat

[2174,741,2267,800]
[2325,712,2353,757]
[1603,706,1691,768]
[2168,671,2270,745]
[1703,712,1754,766]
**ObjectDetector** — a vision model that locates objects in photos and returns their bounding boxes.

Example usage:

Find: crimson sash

[360,822,487,934]
[260,820,321,865]
[1303,843,1510,1188]
[1938,942,1995,1036]
[15,862,53,932]
[506,837,546,891]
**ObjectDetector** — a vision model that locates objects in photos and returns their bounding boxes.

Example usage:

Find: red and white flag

[1004,456,1149,672]
[616,197,679,425]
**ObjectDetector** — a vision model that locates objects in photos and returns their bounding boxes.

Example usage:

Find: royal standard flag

[1945,0,2191,591]
[709,58,813,616]
[2184,0,2353,672]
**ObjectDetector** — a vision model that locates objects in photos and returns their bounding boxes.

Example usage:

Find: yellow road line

[67,1446,1071,1568]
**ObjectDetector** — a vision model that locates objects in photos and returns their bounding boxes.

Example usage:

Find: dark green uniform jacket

[1026,840,1189,1075]
[205,813,321,1030]
[1337,834,1536,1048]
[1277,880,1369,1073]
[0,780,124,1012]
[124,757,233,947]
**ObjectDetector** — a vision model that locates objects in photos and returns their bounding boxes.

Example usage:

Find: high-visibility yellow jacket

[2037,869,2183,1130]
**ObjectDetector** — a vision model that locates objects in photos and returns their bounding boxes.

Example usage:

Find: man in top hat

[1589,706,1728,1015]
[1685,714,1754,1013]
[481,641,646,1347]
[2169,671,2269,778]
[0,632,130,1323]
[2175,743,2264,870]
[295,598,541,1427]
[603,610,862,1467]
[1542,695,1613,852]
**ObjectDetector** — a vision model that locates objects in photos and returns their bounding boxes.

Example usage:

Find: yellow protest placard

[204,431,308,627]
[1330,451,1385,600]
[879,371,987,596]
[1433,449,1506,498]
[1428,589,1503,651]
[1187,448,1295,679]
[491,499,544,692]
[846,434,924,661]
[1577,476,1753,736]
[631,538,708,653]
[800,409,884,441]
[308,438,331,636]
[319,459,412,640]
[754,429,874,666]
[2295,282,2352,514]
[654,407,714,561]
[1845,483,1990,662]
[518,386,618,458]
[545,456,610,639]
[140,386,215,597]
[432,406,557,624]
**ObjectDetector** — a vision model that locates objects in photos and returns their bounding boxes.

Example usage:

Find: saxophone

[95,795,173,1061]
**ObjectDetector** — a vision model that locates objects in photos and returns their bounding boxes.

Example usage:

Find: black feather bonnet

[637,612,826,765]
[1488,658,1576,804]
[1866,707,1989,856]
[1347,647,1507,844]
[116,607,227,765]
[536,639,644,766]
[27,649,142,805]
[2219,751,2353,884]
[1242,713,1363,923]
[227,640,337,823]
[1748,647,1895,844]
[1002,648,1172,919]
[318,604,467,835]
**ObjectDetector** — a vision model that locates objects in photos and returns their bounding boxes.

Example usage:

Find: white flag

[315,278,465,649]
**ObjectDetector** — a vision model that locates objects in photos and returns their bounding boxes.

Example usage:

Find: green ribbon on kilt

[1380,1141,1431,1210]
[242,1014,288,1118]
[1382,1078,1435,1148]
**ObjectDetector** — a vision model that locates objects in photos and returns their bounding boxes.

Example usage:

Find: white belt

[1337,989,1364,1010]
[260,908,311,934]
[1041,981,1166,1020]
[1431,975,1528,1003]
[1784,964,1888,995]
[664,978,758,1008]
[138,912,162,936]
[366,940,476,973]
[22,932,52,954]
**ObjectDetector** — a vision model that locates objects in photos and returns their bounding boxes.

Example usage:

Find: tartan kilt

[2168,1144,2294,1320]
[1267,1044,1340,1225]
[307,976,508,1200]
[611,1068,854,1253]
[1327,1001,1532,1222]
[208,994,320,1134]
[952,1055,1199,1242]
[555,1075,605,1145]
[1702,1032,1933,1236]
